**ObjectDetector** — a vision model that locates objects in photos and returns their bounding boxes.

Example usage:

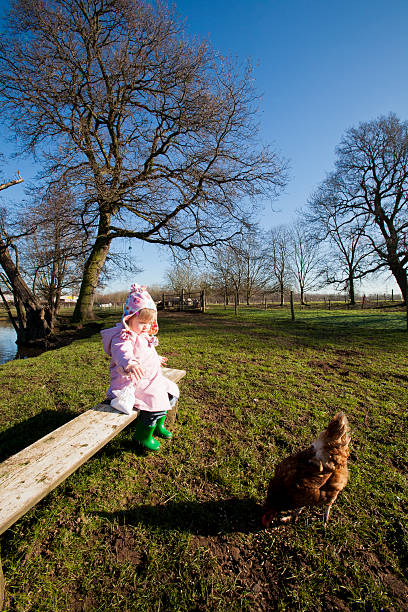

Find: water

[0,321,18,364]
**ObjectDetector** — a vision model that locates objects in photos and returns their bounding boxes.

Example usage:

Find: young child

[101,284,179,451]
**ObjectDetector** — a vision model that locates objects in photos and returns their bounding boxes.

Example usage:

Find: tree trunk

[0,286,19,334]
[280,282,284,306]
[72,235,111,322]
[348,275,356,306]
[300,285,305,305]
[0,238,53,344]
[290,291,295,321]
[388,261,407,304]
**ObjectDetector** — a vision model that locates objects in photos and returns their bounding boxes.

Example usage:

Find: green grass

[0,306,407,611]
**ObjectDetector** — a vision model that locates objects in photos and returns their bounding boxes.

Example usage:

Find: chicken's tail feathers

[326,411,350,445]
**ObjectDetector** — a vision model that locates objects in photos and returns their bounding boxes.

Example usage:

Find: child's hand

[160,356,168,366]
[125,363,144,381]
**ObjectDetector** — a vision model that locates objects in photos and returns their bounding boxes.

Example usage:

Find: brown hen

[262,412,350,527]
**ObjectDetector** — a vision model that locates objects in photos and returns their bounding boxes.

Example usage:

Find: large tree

[0,0,287,322]
[333,114,408,302]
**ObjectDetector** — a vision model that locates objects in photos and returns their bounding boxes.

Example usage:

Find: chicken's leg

[323,504,332,525]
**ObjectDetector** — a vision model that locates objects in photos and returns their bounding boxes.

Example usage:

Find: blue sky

[1,0,408,293]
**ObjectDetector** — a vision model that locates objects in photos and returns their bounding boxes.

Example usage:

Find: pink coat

[101,323,179,413]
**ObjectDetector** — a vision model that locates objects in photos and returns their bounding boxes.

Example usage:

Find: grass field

[0,306,407,611]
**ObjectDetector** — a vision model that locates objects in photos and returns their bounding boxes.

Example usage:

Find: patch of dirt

[189,533,281,611]
[381,573,408,602]
[67,592,99,612]
[184,530,408,611]
[112,528,145,564]
[356,550,408,608]
[308,359,350,376]
[163,350,182,357]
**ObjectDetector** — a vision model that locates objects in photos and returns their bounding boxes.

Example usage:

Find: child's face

[128,315,153,334]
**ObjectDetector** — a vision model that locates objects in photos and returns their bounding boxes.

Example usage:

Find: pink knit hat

[123,284,158,333]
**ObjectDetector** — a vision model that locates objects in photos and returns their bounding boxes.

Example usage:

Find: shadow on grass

[14,319,106,360]
[95,497,263,536]
[0,409,78,462]
[50,318,105,347]
[161,309,408,348]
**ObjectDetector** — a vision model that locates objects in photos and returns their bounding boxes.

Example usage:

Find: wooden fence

[205,290,404,310]
[158,290,206,312]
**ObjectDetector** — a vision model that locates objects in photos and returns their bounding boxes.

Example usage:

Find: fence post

[290,291,295,321]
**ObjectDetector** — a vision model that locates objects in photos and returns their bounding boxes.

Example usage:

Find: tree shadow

[0,408,78,462]
[14,319,105,358]
[94,497,263,536]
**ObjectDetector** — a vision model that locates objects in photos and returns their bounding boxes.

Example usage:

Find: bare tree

[20,188,87,318]
[306,178,372,305]
[208,246,235,306]
[166,261,199,294]
[289,220,322,305]
[0,174,53,343]
[0,0,287,322]
[209,241,247,309]
[236,228,273,305]
[332,114,408,302]
[225,243,245,307]
[266,226,293,306]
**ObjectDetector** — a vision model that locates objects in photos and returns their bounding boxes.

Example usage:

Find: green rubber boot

[133,419,161,451]
[154,415,173,439]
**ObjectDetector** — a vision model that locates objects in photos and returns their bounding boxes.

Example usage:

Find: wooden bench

[0,367,186,608]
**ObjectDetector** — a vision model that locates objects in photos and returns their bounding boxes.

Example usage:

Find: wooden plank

[161,367,186,385]
[0,367,185,536]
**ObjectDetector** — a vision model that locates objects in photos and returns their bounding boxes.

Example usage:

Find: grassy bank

[0,307,407,611]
